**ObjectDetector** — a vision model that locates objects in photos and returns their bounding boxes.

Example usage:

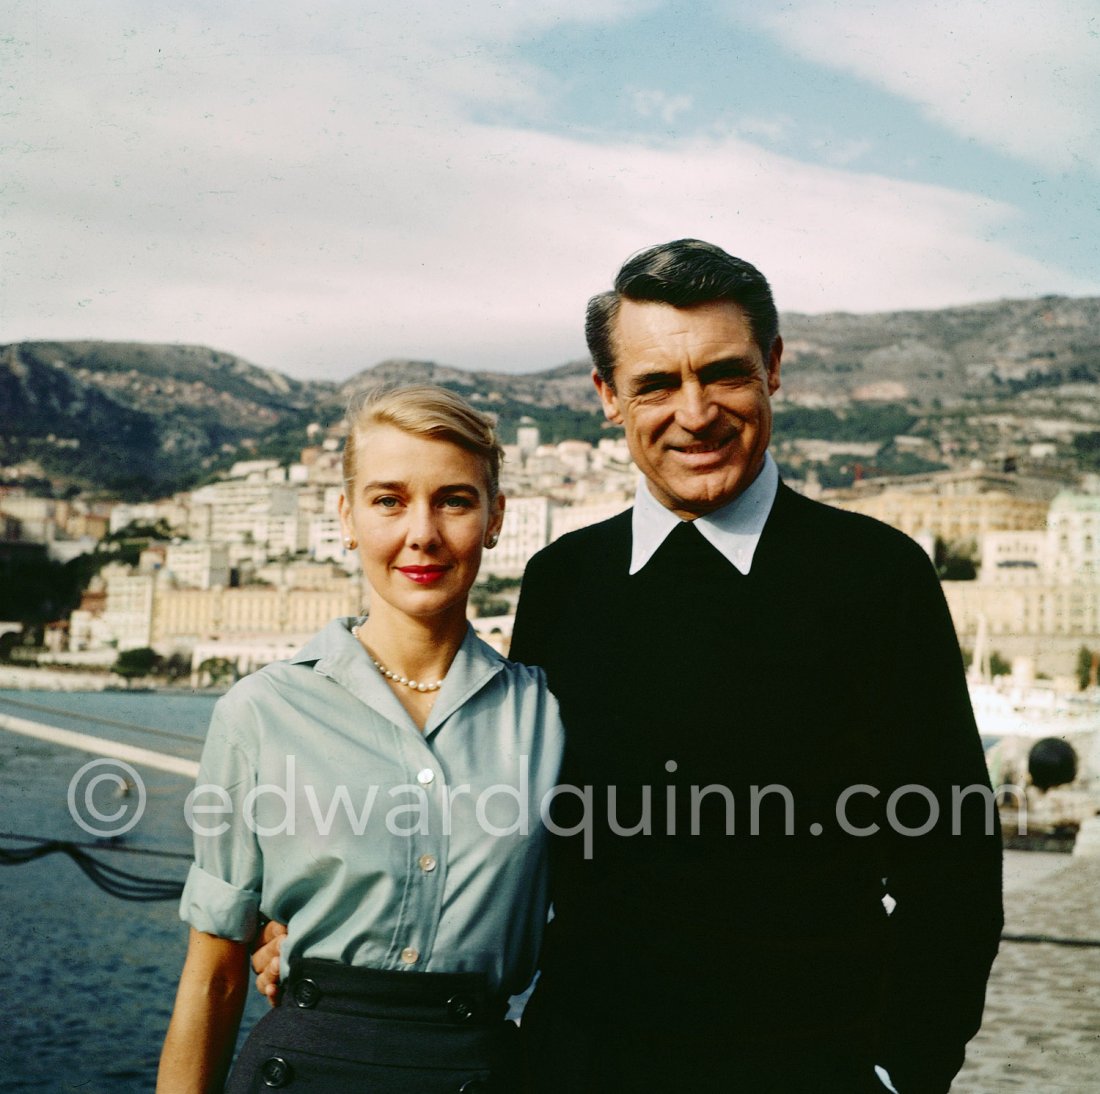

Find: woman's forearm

[157,929,250,1094]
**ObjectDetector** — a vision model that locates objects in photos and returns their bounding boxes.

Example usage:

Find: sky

[3,0,1099,380]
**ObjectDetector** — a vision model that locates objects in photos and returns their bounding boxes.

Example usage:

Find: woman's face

[338,423,504,628]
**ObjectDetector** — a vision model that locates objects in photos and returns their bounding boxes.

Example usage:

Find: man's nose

[675,382,719,432]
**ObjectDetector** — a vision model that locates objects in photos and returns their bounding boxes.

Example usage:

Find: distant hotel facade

[14,422,1100,680]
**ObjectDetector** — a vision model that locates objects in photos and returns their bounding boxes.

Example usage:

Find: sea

[0,687,270,1092]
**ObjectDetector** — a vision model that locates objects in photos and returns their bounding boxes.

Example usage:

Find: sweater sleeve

[510,546,559,671]
[877,547,1003,1093]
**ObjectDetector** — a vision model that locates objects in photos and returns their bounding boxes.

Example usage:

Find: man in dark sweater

[251,240,1002,1091]
[509,240,1002,1093]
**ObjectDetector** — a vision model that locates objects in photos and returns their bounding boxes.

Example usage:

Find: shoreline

[0,665,224,694]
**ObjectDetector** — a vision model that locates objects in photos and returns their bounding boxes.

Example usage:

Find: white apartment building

[556,441,592,477]
[227,459,282,479]
[153,582,365,646]
[0,495,55,542]
[190,637,305,679]
[308,487,353,567]
[550,493,633,541]
[946,581,1100,638]
[594,436,632,468]
[978,491,1100,584]
[99,563,156,650]
[189,479,306,564]
[516,418,540,459]
[1047,490,1100,578]
[487,496,551,577]
[310,513,349,565]
[943,488,1100,675]
[980,530,1047,583]
[164,542,230,589]
[823,468,1054,546]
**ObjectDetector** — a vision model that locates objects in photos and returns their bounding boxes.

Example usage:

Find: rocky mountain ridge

[3,293,1099,497]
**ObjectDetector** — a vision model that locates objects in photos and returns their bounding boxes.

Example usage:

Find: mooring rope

[0,832,188,902]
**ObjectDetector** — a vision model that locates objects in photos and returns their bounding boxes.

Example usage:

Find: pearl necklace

[352,625,445,693]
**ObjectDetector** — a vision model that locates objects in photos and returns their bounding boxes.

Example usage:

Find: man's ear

[766,337,783,396]
[592,368,624,425]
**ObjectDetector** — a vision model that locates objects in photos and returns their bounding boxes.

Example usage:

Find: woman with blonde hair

[158,384,564,1092]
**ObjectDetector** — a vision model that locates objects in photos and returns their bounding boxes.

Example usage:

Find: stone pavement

[953,852,1100,1092]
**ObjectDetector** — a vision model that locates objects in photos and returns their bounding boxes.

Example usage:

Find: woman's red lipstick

[397,565,449,584]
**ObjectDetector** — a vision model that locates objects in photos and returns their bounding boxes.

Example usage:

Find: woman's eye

[442,496,474,509]
[374,496,400,508]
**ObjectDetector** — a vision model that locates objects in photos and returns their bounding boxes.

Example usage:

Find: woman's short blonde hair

[342,384,504,499]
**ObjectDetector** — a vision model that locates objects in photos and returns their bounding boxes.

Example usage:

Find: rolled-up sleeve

[180,862,260,940]
[179,701,263,941]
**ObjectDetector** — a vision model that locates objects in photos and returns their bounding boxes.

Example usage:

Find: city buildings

[6,427,1099,682]
[942,486,1100,674]
[822,467,1055,545]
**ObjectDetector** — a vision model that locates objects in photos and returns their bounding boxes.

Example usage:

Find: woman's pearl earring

[344,537,358,549]
[485,533,499,549]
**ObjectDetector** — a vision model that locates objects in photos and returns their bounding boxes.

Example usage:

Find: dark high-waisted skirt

[225,959,520,1093]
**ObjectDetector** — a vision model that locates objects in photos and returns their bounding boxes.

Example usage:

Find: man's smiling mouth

[672,435,735,455]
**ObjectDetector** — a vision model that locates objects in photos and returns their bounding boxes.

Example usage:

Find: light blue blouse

[180,618,565,998]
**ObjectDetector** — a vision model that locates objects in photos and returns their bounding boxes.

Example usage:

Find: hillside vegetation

[3,294,1099,497]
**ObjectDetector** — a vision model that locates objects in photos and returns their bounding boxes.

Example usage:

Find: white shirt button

[417,768,435,786]
[418,853,438,873]
[400,946,420,964]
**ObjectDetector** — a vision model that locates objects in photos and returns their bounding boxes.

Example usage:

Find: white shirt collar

[629,452,779,576]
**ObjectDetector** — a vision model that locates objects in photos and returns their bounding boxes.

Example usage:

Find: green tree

[102,518,175,543]
[1078,646,1097,691]
[479,575,522,594]
[934,538,978,581]
[469,588,510,617]
[112,647,161,679]
[0,630,21,662]
[198,657,237,687]
[1071,432,1100,472]
[161,651,192,681]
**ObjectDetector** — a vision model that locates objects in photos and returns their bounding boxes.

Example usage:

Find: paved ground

[953,851,1100,1093]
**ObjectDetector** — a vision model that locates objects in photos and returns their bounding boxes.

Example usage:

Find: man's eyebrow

[627,369,680,392]
[697,356,758,380]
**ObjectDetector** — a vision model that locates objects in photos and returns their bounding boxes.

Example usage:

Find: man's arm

[157,928,249,1094]
[877,550,1003,1092]
[508,546,558,669]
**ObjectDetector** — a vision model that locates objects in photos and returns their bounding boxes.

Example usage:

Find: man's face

[594,298,782,519]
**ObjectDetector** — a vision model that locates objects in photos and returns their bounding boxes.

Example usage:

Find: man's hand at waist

[251,919,287,1007]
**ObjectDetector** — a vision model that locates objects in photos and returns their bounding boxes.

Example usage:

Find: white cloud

[739,0,1100,174]
[632,89,694,125]
[812,136,873,168]
[724,116,795,146]
[3,1,1097,379]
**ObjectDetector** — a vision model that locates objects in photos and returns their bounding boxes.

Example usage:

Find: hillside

[779,296,1100,405]
[0,342,339,497]
[3,294,1100,498]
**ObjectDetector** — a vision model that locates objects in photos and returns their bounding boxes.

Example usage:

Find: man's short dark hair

[586,239,780,386]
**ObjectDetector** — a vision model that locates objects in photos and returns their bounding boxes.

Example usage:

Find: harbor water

[0,688,270,1092]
